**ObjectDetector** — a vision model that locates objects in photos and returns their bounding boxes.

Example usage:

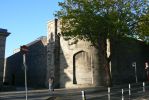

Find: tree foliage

[56,0,149,86]
[137,10,149,42]
[56,0,149,46]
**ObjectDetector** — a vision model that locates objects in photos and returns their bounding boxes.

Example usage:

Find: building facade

[0,28,10,86]
[3,19,149,89]
[4,36,47,88]
[47,19,102,88]
[47,19,149,88]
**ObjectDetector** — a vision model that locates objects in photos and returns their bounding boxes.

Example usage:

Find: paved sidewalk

[1,82,149,100]
[45,82,149,100]
[133,92,149,100]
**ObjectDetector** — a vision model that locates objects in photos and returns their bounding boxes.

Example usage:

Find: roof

[13,36,47,54]
[26,36,47,46]
[0,28,10,36]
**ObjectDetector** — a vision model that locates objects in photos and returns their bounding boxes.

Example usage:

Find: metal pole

[122,89,124,96]
[91,54,94,84]
[129,83,131,96]
[81,91,86,100]
[143,82,145,92]
[134,66,138,83]
[108,87,110,94]
[132,62,138,83]
[121,89,124,100]
[108,93,110,100]
[107,87,111,100]
[23,54,28,100]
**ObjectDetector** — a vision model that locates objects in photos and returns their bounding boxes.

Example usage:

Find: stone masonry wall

[47,19,149,88]
[47,19,103,88]
[0,28,10,85]
[111,38,149,84]
[59,37,101,88]
[46,19,57,87]
[0,37,6,85]
[5,36,47,88]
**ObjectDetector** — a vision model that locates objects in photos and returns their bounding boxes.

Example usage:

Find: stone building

[4,36,47,88]
[3,19,149,89]
[0,28,10,85]
[47,19,100,88]
[47,19,149,88]
[111,38,149,84]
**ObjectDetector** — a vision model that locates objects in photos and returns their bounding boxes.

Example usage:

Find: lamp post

[20,45,29,100]
[132,62,138,83]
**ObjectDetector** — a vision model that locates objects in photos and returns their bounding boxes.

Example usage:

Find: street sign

[132,62,136,67]
[20,45,29,54]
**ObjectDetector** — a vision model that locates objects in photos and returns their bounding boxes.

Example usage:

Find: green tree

[56,0,149,86]
[137,11,149,42]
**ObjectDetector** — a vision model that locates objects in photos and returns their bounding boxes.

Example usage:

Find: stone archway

[73,51,92,85]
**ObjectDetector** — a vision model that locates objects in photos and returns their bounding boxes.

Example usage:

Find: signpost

[20,45,29,100]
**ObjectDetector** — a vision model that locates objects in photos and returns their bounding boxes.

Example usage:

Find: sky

[0,0,63,57]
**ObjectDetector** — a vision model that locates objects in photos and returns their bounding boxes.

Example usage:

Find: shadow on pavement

[46,96,60,100]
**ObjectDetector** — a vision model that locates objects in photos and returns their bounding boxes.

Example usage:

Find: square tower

[47,19,100,88]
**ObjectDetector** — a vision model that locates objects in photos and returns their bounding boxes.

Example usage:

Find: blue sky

[0,0,63,57]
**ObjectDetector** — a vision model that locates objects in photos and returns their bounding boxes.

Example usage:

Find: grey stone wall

[0,28,10,85]
[4,36,47,88]
[3,20,148,89]
[59,37,104,88]
[47,19,149,88]
[46,19,57,87]
[47,19,102,88]
[111,38,149,84]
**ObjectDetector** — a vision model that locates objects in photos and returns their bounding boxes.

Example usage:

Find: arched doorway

[73,51,92,85]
